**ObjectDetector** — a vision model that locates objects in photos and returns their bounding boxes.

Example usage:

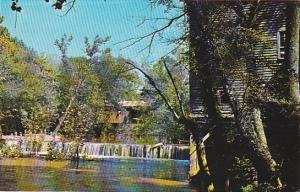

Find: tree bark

[189,135,214,192]
[251,107,279,184]
[219,1,284,186]
[223,83,281,185]
[285,3,300,104]
[176,115,215,191]
[252,108,268,149]
[186,1,228,191]
[276,3,300,188]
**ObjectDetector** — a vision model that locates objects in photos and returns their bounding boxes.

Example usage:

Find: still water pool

[0,158,197,191]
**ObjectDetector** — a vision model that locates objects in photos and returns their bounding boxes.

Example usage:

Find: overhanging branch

[124,60,181,120]
[117,12,186,54]
[163,60,185,116]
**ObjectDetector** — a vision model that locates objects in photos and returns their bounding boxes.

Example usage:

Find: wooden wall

[189,2,288,122]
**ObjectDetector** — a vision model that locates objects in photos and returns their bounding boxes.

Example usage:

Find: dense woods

[1,1,299,192]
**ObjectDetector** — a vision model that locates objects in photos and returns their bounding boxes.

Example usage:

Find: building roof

[118,101,150,107]
[105,100,150,108]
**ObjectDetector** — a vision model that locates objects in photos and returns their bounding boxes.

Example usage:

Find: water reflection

[0,158,197,191]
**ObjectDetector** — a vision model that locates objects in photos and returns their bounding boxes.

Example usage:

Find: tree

[137,56,190,144]
[285,3,300,104]
[185,2,230,191]
[4,1,299,190]
[276,3,300,188]
[211,1,282,187]
[0,18,58,134]
[53,35,141,141]
[56,56,104,140]
[125,55,215,191]
[150,1,292,190]
[189,1,286,189]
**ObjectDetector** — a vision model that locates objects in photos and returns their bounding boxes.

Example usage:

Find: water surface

[0,158,197,191]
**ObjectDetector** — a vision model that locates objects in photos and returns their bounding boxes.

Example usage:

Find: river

[0,158,197,191]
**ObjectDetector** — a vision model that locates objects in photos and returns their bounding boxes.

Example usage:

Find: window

[277,28,286,59]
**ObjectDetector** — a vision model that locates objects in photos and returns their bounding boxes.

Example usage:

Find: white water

[2,135,189,160]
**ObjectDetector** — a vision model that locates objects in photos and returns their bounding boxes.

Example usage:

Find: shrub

[230,156,257,191]
[45,141,67,160]
[241,185,255,192]
[0,143,21,158]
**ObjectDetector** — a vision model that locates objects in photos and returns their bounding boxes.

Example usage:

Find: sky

[0,0,183,63]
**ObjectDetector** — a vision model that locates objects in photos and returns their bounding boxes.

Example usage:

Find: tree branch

[53,77,84,134]
[117,12,186,54]
[124,60,181,120]
[61,0,76,17]
[163,60,185,116]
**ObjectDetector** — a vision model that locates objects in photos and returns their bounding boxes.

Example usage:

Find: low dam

[1,134,190,160]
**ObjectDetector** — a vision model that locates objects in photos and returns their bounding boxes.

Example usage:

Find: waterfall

[59,142,189,160]
[1,135,190,160]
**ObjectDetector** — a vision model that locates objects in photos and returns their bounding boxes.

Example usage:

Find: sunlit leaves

[0,23,57,133]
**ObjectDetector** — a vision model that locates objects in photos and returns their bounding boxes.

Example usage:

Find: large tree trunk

[282,3,300,189]
[189,135,214,192]
[252,108,268,150]
[251,107,279,184]
[223,85,281,185]
[186,1,228,191]
[218,1,284,186]
[285,3,300,104]
[179,117,215,192]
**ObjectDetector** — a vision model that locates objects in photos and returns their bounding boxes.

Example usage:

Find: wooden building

[189,2,297,123]
[188,1,299,186]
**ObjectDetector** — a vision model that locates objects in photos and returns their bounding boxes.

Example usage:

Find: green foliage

[230,156,257,191]
[54,35,141,141]
[148,56,189,111]
[56,56,104,140]
[0,138,5,151]
[22,105,58,133]
[24,134,44,153]
[45,141,67,160]
[0,20,58,134]
[131,110,188,143]
[94,49,141,101]
[0,26,140,140]
[135,56,189,143]
[0,15,188,147]
[241,185,255,192]
[253,183,277,192]
[0,143,21,158]
[46,141,82,160]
